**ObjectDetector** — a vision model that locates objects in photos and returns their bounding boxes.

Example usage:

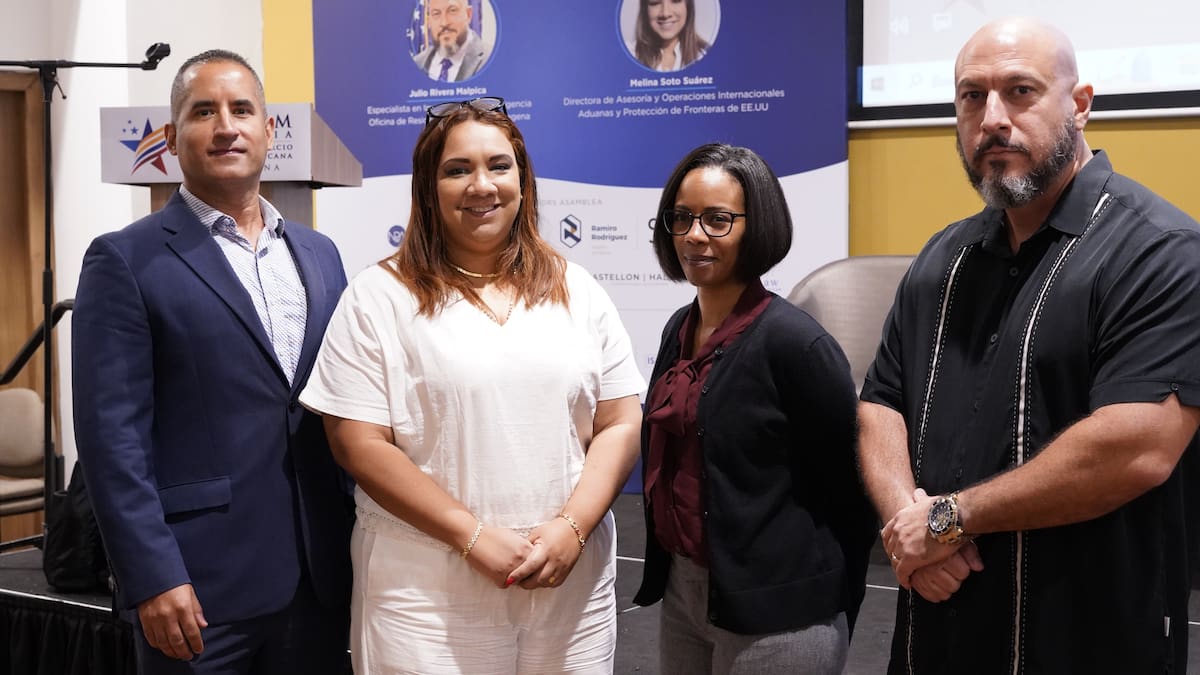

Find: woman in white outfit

[299,97,644,674]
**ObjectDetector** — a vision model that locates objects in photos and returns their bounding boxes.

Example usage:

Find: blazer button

[697,427,705,437]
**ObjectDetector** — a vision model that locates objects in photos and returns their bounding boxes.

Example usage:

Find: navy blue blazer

[72,191,354,623]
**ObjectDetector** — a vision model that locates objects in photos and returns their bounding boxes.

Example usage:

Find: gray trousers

[659,555,848,675]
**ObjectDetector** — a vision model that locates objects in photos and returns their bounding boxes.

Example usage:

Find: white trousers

[349,510,617,674]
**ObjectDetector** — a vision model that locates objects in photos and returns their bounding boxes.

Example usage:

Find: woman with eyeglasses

[298,97,645,673]
[632,144,875,674]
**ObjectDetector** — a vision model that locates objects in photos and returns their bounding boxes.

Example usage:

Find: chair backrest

[0,387,44,478]
[787,255,913,392]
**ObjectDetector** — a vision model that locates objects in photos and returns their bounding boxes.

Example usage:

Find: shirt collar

[656,41,684,72]
[179,184,286,237]
[974,149,1114,248]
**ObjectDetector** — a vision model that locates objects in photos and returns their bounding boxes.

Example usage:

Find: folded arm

[859,401,983,598]
[512,394,642,588]
[323,415,534,588]
[885,396,1199,582]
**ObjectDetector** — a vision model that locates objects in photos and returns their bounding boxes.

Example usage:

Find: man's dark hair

[652,143,793,282]
[169,49,265,123]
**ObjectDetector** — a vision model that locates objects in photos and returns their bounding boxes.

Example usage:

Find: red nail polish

[505,577,515,586]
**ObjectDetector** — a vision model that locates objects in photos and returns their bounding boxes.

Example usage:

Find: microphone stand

[0,43,169,548]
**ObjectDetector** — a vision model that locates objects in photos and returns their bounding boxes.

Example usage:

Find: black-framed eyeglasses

[659,209,746,238]
[425,97,507,126]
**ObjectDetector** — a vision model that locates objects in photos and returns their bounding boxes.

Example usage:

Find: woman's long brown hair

[382,106,568,316]
[634,0,709,70]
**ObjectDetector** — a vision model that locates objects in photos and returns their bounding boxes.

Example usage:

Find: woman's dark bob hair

[652,143,793,282]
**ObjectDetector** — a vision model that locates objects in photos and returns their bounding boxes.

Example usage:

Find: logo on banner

[560,214,583,248]
[120,119,170,175]
[388,225,407,247]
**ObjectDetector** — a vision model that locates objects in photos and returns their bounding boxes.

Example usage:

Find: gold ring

[548,576,557,585]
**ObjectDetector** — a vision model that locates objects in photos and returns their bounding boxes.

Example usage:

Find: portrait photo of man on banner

[409,0,496,82]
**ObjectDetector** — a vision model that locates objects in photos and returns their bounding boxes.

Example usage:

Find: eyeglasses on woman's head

[425,97,507,126]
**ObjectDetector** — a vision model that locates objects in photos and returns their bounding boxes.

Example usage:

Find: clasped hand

[881,488,984,602]
[461,517,584,590]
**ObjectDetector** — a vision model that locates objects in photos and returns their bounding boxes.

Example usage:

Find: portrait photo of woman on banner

[621,0,720,72]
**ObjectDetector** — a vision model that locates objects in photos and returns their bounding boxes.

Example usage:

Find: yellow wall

[262,0,316,221]
[262,0,315,102]
[849,117,1200,255]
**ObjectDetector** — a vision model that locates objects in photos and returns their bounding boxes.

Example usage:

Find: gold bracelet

[460,521,483,559]
[558,513,586,551]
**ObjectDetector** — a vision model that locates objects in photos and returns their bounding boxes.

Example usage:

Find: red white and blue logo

[120,119,170,174]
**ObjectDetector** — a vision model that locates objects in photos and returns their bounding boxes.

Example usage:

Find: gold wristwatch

[927,492,964,545]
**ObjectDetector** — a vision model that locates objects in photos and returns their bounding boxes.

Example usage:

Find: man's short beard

[958,118,1077,209]
[437,28,470,56]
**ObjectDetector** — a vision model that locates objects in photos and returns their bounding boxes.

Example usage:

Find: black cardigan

[633,295,876,635]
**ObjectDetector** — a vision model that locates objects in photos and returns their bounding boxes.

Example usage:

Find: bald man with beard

[413,0,490,82]
[857,17,1200,674]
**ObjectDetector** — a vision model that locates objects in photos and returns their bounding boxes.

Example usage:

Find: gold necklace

[449,262,501,279]
[478,294,516,325]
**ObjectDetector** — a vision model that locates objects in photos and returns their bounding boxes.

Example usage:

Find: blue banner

[313,0,846,187]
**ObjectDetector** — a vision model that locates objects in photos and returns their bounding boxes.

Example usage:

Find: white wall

[0,0,264,479]
[0,2,50,57]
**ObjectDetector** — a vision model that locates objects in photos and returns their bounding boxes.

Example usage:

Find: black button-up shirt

[863,152,1200,674]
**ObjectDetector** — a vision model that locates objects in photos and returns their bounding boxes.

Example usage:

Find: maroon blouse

[643,280,772,565]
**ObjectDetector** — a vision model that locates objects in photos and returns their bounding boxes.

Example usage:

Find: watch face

[928,498,955,535]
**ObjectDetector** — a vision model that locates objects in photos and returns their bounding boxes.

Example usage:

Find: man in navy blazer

[72,49,353,674]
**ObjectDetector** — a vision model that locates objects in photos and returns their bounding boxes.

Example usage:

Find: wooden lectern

[100,103,361,226]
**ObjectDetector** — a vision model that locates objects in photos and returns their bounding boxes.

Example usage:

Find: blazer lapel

[458,33,483,80]
[161,193,287,383]
[285,226,327,395]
